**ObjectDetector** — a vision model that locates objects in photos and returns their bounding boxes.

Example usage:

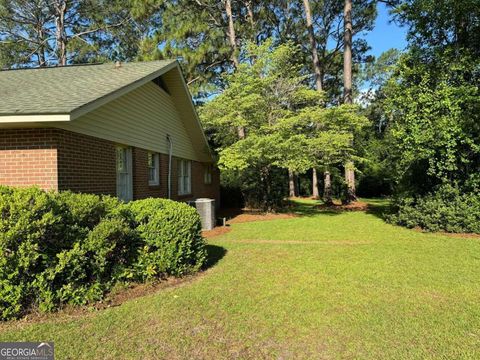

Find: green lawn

[1,199,480,359]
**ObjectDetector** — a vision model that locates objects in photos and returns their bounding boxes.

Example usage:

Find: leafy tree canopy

[200,40,368,208]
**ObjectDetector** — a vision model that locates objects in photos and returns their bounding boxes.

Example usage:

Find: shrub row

[0,186,206,320]
[388,185,480,234]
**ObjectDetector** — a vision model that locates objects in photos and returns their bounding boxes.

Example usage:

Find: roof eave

[173,64,215,162]
[0,114,71,123]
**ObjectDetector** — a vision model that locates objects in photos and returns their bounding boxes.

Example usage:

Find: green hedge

[388,185,480,234]
[0,186,206,320]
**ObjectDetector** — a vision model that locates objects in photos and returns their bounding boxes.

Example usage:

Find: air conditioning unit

[193,198,216,230]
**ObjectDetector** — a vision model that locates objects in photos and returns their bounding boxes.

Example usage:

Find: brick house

[0,61,219,205]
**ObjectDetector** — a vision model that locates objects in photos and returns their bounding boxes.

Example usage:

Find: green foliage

[0,187,205,320]
[201,40,367,209]
[391,0,480,58]
[128,198,206,279]
[385,52,480,194]
[388,185,480,234]
[360,1,479,232]
[0,0,149,67]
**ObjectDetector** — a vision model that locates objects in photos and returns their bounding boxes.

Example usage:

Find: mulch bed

[316,200,370,212]
[203,210,297,239]
[204,201,370,239]
[202,226,232,238]
[227,212,296,224]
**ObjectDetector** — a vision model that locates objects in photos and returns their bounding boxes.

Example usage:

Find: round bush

[128,198,206,278]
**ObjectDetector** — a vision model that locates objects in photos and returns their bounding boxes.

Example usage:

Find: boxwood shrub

[128,198,206,279]
[0,186,206,320]
[388,185,480,233]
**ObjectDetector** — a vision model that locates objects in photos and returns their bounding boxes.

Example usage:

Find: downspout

[166,134,173,199]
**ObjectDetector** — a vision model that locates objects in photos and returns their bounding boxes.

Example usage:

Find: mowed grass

[1,199,480,359]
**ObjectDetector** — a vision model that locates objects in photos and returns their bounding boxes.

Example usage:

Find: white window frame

[148,152,160,186]
[178,159,191,195]
[116,146,133,202]
[204,164,213,185]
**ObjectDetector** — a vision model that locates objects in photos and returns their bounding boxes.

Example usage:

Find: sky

[362,3,409,58]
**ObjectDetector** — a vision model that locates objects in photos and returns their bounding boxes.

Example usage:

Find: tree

[343,0,356,203]
[225,0,239,69]
[138,0,267,98]
[0,0,143,68]
[381,0,480,194]
[302,0,322,199]
[200,41,367,209]
[354,48,401,197]
[300,0,376,202]
[302,0,323,92]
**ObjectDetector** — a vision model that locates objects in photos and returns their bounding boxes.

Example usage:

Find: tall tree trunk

[343,0,356,203]
[246,1,255,32]
[312,168,319,199]
[288,170,296,198]
[225,0,245,139]
[36,27,47,67]
[225,0,239,68]
[343,0,353,104]
[302,0,323,92]
[54,1,67,66]
[302,0,325,199]
[324,170,333,205]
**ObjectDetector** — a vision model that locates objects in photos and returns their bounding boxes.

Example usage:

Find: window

[204,164,213,184]
[147,152,159,186]
[116,146,133,201]
[178,159,191,195]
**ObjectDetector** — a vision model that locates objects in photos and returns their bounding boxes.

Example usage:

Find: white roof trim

[0,114,71,123]
[174,64,214,160]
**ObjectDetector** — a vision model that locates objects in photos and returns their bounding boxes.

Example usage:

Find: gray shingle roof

[0,60,176,115]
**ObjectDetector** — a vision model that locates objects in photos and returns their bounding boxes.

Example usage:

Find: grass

[1,198,480,359]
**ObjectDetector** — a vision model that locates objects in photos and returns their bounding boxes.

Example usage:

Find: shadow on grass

[203,244,227,270]
[282,199,343,217]
[365,198,393,221]
[285,203,341,217]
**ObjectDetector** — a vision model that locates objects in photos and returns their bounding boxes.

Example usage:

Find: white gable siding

[55,81,204,161]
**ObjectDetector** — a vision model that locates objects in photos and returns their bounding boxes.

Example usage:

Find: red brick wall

[134,150,220,206]
[190,160,220,204]
[132,148,165,200]
[0,128,220,206]
[0,129,58,190]
[56,130,116,196]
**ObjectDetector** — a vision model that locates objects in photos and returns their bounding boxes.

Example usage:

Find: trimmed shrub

[128,198,206,279]
[388,185,480,233]
[0,186,205,320]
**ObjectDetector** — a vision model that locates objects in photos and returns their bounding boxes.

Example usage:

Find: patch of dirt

[203,211,296,238]
[100,277,194,309]
[413,227,480,239]
[440,232,480,239]
[202,226,232,238]
[317,200,370,212]
[227,212,296,224]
